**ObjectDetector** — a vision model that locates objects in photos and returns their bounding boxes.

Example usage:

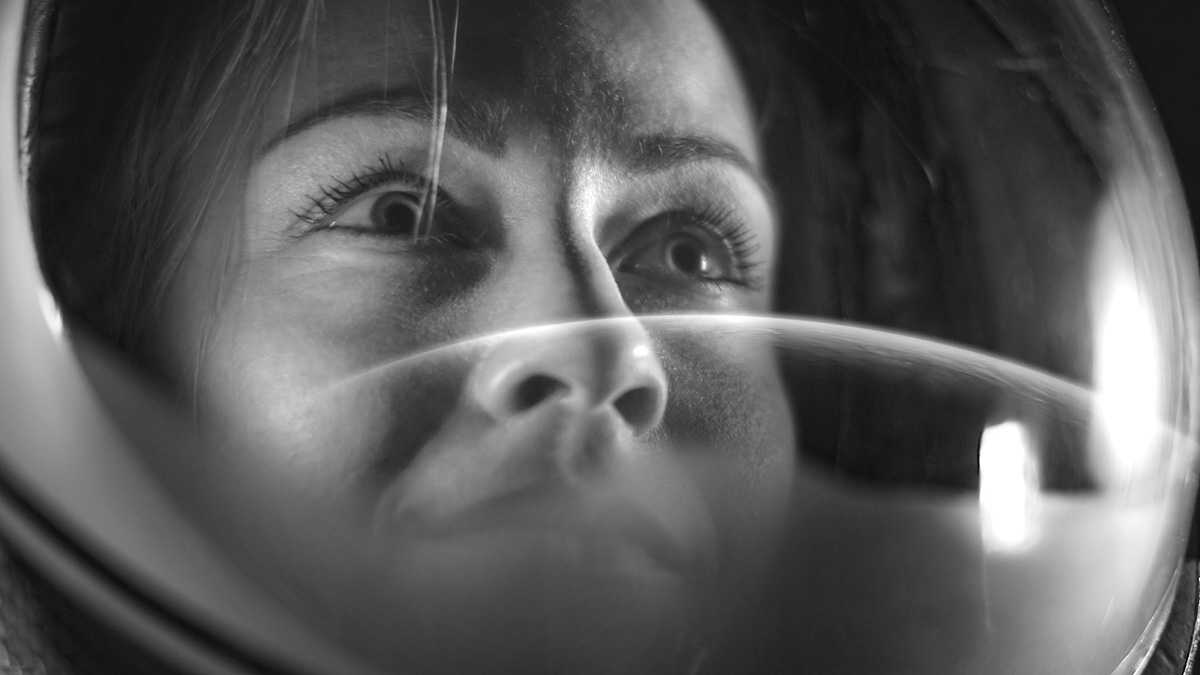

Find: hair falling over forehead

[182,0,470,311]
[31,0,472,356]
[286,0,460,239]
[418,0,460,239]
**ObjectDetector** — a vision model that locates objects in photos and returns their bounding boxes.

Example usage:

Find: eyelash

[636,203,766,291]
[700,204,765,288]
[291,154,452,231]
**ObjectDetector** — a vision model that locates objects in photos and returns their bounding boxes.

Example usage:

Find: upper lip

[391,483,705,575]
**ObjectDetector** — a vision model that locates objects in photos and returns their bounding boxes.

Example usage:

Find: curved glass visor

[0,0,1197,673]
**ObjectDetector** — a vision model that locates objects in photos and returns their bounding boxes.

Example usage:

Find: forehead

[268,0,756,158]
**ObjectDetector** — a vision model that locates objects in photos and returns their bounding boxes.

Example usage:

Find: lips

[433,486,705,572]
[375,400,716,578]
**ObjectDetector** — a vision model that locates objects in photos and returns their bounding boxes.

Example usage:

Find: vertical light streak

[1093,275,1161,485]
[980,421,1039,552]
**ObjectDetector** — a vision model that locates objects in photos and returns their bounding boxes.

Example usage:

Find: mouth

[392,484,706,579]
[373,412,715,581]
[371,396,719,585]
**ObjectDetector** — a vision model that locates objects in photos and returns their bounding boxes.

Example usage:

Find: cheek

[659,330,796,525]
[186,266,483,517]
[654,330,795,618]
[661,332,795,466]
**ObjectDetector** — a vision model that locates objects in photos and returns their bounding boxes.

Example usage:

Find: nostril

[613,386,661,435]
[513,374,570,413]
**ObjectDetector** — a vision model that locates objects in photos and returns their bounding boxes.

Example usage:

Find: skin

[156,0,796,671]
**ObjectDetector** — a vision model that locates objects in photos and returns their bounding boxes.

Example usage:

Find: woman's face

[161,0,794,669]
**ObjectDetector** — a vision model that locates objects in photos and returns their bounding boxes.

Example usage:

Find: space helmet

[1,0,1199,673]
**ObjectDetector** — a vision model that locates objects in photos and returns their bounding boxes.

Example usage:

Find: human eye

[611,204,765,291]
[291,155,472,248]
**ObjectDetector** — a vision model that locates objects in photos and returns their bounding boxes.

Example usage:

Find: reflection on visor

[1,0,1197,674]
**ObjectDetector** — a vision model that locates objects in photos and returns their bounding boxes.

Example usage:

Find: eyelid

[613,205,766,290]
[287,154,449,237]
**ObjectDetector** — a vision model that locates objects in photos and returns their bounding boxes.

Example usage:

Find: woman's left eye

[660,231,726,277]
[612,211,759,287]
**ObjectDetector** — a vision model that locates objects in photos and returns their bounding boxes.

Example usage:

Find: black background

[1111,1,1200,250]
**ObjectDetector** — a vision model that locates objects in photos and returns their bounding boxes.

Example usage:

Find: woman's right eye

[292,155,473,246]
[329,189,423,237]
[306,186,478,249]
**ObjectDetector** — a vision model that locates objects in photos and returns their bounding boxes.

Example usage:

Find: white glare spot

[979,421,1039,552]
[631,344,651,360]
[37,286,63,340]
[1093,277,1160,483]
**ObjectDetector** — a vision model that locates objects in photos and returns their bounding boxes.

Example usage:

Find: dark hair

[31,2,307,362]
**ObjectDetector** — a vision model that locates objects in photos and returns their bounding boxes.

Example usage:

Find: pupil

[667,237,707,275]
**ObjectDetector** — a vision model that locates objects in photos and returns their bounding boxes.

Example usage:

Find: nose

[469,319,668,437]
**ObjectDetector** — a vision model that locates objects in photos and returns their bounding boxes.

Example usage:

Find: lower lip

[384,506,694,584]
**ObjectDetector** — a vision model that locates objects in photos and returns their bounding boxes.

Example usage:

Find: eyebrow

[625,133,768,191]
[261,87,510,156]
[262,88,769,189]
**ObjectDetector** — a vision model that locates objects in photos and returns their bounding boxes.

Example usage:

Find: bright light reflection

[980,421,1039,552]
[1093,276,1160,483]
[37,286,63,340]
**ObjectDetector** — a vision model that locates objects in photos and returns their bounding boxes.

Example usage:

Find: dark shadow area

[1111,1,1200,251]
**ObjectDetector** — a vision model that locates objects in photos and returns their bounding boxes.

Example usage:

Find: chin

[336,536,706,675]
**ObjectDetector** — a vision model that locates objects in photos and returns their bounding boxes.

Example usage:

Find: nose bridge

[495,148,627,326]
[491,240,625,326]
[464,143,667,435]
